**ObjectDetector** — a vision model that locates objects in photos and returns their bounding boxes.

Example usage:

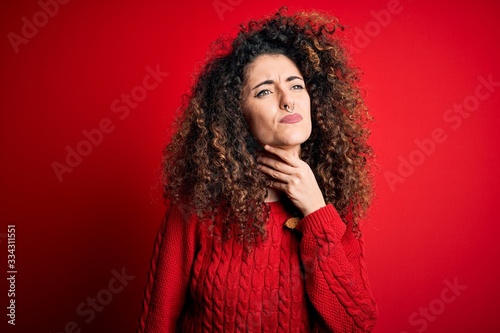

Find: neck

[264,144,301,202]
[278,144,301,157]
[265,187,282,202]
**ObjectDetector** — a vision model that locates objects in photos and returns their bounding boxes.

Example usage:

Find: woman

[138,8,377,333]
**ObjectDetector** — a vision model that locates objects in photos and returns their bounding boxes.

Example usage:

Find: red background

[1,0,499,332]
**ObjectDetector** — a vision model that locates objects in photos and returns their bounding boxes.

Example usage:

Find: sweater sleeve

[295,204,378,332]
[137,202,198,333]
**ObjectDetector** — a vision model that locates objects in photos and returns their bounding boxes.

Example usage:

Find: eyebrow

[251,76,304,90]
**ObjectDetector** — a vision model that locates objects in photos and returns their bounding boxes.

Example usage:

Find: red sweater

[138,201,377,332]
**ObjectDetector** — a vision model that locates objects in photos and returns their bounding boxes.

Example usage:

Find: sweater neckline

[266,200,288,215]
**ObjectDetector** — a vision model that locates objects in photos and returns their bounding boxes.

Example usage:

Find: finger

[257,155,295,175]
[263,145,301,167]
[267,179,286,192]
[257,163,292,183]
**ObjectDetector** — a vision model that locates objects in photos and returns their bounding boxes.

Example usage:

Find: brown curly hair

[162,7,374,246]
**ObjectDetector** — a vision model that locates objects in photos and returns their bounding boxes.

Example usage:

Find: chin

[259,127,312,148]
[272,136,310,148]
[285,131,311,145]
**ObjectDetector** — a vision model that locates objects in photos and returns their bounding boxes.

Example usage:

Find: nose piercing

[285,103,295,112]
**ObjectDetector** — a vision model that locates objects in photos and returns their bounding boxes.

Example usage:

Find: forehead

[244,54,301,81]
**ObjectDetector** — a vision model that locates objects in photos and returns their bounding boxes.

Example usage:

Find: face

[241,54,311,151]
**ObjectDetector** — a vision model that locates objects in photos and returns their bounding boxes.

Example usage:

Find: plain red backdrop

[1,0,499,332]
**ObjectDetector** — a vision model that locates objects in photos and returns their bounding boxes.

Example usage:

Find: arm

[256,145,377,332]
[296,205,377,332]
[137,202,198,333]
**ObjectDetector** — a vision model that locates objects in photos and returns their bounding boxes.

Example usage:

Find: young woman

[138,8,378,332]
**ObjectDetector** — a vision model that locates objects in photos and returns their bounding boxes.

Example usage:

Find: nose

[280,92,295,113]
[283,103,295,112]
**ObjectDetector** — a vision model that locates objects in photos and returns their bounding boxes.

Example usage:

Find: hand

[256,145,326,216]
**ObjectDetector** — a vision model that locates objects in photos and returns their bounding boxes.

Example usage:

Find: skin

[241,54,326,216]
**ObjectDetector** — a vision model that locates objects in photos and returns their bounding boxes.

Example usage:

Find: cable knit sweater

[138,201,377,332]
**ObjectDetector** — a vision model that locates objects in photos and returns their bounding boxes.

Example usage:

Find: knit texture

[138,201,377,332]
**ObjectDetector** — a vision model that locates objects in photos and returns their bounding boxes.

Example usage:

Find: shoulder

[160,200,202,237]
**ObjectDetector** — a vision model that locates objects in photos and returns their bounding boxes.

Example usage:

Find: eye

[255,89,272,97]
[291,84,305,90]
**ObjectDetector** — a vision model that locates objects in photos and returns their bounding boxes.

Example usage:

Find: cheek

[243,110,275,143]
[243,104,272,129]
[242,107,260,137]
[246,113,268,138]
[305,97,312,122]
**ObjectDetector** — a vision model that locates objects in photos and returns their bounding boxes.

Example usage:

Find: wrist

[302,201,326,217]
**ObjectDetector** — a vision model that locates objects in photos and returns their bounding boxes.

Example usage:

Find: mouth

[279,114,303,124]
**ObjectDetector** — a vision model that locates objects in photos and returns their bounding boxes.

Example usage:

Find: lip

[279,114,303,124]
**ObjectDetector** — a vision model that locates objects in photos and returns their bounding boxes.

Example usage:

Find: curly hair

[162,7,374,246]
